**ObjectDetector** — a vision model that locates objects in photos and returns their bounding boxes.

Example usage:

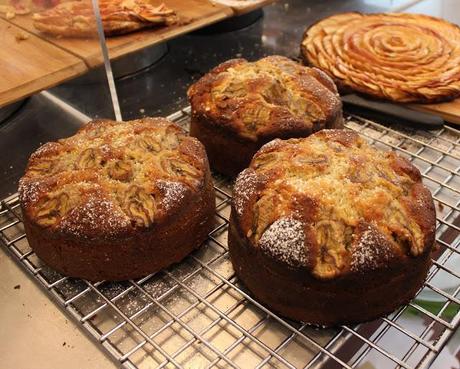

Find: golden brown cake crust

[301,12,460,103]
[229,129,436,326]
[19,117,215,281]
[188,55,343,177]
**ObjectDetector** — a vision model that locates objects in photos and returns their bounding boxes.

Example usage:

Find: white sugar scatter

[58,279,86,299]
[259,217,307,267]
[102,283,126,299]
[233,169,258,216]
[123,295,148,316]
[100,144,112,155]
[351,225,390,272]
[59,197,130,239]
[157,180,188,211]
[18,179,44,205]
[259,139,282,152]
[30,142,56,158]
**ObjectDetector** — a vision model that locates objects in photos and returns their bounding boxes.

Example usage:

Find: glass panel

[0,0,117,197]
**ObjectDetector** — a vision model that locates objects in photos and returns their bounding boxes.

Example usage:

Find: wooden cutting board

[0,19,87,107]
[410,100,460,126]
[209,0,276,15]
[7,0,233,68]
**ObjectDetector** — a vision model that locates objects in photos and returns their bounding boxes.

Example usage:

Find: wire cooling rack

[1,107,459,369]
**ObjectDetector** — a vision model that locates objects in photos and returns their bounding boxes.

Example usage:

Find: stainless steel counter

[0,248,113,369]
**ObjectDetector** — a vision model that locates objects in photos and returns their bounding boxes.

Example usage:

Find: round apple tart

[229,129,436,326]
[301,12,460,103]
[19,118,215,281]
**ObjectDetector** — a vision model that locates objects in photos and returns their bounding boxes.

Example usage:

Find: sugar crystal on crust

[156,180,189,211]
[58,196,130,240]
[18,178,43,205]
[350,224,392,272]
[258,217,307,267]
[233,169,258,217]
[259,139,283,153]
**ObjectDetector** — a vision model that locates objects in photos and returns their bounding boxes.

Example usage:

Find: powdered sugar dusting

[30,142,59,158]
[156,180,188,211]
[259,139,283,153]
[100,144,112,155]
[233,169,258,216]
[18,178,43,205]
[351,224,391,272]
[58,197,130,239]
[259,217,307,267]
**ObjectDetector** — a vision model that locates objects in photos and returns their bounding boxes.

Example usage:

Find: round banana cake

[229,129,436,326]
[19,118,215,281]
[187,55,343,177]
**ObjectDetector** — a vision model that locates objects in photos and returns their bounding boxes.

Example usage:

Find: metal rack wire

[1,107,459,369]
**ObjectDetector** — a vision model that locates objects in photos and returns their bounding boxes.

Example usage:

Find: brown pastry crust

[19,118,215,281]
[229,129,436,326]
[188,55,343,177]
[301,12,460,103]
[33,0,177,38]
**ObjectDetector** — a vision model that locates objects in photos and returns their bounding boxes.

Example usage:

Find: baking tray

[1,107,459,369]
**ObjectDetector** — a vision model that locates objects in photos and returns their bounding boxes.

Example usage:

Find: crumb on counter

[15,32,29,42]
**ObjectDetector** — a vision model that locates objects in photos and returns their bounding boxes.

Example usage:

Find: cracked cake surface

[232,129,436,279]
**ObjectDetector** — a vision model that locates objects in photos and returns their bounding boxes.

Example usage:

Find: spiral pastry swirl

[301,12,460,103]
